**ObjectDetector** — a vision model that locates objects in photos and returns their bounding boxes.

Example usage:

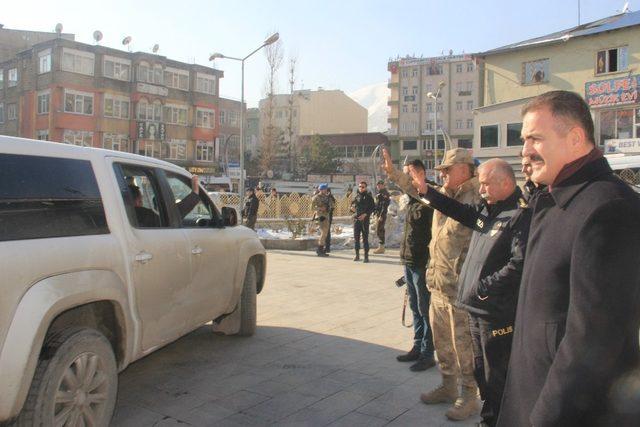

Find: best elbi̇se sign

[585,75,640,108]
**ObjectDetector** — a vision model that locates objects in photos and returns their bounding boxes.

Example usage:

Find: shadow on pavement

[112,325,479,426]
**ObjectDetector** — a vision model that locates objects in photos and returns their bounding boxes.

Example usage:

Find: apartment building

[0,32,224,180]
[387,54,480,168]
[473,10,640,170]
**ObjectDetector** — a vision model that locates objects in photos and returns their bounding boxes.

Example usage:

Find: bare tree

[259,33,284,176]
[286,55,297,175]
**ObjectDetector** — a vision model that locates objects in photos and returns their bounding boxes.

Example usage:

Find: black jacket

[424,187,531,321]
[242,194,259,218]
[399,197,433,268]
[498,157,640,427]
[375,188,391,217]
[351,190,375,219]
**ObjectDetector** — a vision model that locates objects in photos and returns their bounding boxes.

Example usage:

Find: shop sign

[585,75,640,108]
[604,138,640,154]
[188,167,217,174]
[136,82,168,97]
[136,122,166,140]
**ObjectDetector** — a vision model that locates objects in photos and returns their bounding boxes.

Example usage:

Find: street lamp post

[426,81,446,181]
[210,32,279,209]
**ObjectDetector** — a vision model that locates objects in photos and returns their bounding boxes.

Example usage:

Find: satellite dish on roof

[152,44,159,53]
[122,36,132,46]
[55,23,63,34]
[93,30,103,43]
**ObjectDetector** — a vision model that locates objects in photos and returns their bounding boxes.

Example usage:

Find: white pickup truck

[0,137,266,426]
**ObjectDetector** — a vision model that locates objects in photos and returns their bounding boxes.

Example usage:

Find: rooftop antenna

[55,23,63,38]
[152,43,159,54]
[622,2,631,12]
[122,36,132,52]
[93,30,103,45]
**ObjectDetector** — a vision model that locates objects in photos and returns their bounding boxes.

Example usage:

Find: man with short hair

[242,188,259,230]
[350,181,375,263]
[385,148,482,421]
[402,157,531,426]
[498,90,640,426]
[373,180,391,254]
[393,159,436,372]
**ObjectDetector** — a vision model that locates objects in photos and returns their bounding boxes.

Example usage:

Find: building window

[402,140,417,151]
[37,91,50,115]
[456,82,463,92]
[467,119,473,129]
[458,138,472,148]
[424,83,432,93]
[196,108,215,128]
[522,58,549,84]
[596,47,628,75]
[164,68,189,90]
[0,103,4,123]
[141,141,161,158]
[219,110,226,124]
[38,49,52,74]
[36,130,49,140]
[228,110,238,126]
[426,103,433,113]
[507,123,523,146]
[467,100,474,110]
[600,108,639,144]
[8,68,18,87]
[456,64,463,73]
[467,62,474,72]
[7,103,17,120]
[466,81,473,92]
[412,104,418,113]
[427,64,443,75]
[137,99,162,121]
[164,104,188,125]
[456,120,463,129]
[0,70,3,89]
[425,122,433,131]
[63,130,93,147]
[402,86,408,95]
[61,48,95,76]
[401,70,408,78]
[196,141,214,162]
[456,101,462,111]
[436,102,443,112]
[437,120,443,130]
[411,68,418,77]
[104,95,130,119]
[64,90,94,115]
[167,139,187,160]
[196,73,216,95]
[480,125,499,148]
[138,62,150,82]
[103,56,131,81]
[103,133,129,151]
[402,105,408,113]
[412,86,418,95]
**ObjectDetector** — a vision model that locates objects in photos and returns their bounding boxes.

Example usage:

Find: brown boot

[445,384,480,421]
[420,375,457,404]
[373,244,385,254]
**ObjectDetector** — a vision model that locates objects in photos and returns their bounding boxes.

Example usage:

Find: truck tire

[16,327,118,426]
[237,263,257,336]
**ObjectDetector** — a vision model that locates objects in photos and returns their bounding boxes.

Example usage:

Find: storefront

[585,74,640,154]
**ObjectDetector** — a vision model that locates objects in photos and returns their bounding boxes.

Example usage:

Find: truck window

[0,153,109,241]
[165,173,217,227]
[113,164,169,228]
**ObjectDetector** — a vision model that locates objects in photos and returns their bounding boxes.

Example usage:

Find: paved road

[112,249,480,426]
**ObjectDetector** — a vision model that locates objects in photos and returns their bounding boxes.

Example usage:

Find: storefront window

[616,110,634,139]
[600,110,616,144]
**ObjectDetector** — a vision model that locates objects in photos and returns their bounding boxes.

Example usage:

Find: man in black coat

[411,158,531,426]
[350,181,375,263]
[497,90,640,426]
[242,188,259,230]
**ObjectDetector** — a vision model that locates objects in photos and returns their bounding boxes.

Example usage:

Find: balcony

[387,99,399,106]
[387,116,398,123]
[387,79,399,88]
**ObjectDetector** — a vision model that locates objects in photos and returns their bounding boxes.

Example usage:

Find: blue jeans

[404,264,434,357]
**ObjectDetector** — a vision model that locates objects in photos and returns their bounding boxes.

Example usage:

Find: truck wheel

[16,327,118,426]
[237,263,257,336]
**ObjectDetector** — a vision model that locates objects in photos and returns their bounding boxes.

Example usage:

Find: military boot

[445,383,480,421]
[353,250,360,261]
[373,244,385,254]
[317,246,328,257]
[420,375,457,404]
[363,251,370,263]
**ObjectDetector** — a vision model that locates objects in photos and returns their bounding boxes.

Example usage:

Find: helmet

[318,183,328,190]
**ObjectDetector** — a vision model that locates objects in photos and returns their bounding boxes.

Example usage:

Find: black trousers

[469,314,513,427]
[326,212,333,250]
[353,217,370,252]
[376,213,387,245]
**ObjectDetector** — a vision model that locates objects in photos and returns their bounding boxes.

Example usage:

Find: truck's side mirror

[221,207,238,227]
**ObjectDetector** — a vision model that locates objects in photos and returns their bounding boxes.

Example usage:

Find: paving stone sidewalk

[112,249,480,426]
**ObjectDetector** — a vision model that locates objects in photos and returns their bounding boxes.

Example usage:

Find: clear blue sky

[2,0,633,107]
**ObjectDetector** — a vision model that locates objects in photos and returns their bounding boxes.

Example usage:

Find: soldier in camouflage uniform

[311,184,334,257]
[383,148,481,422]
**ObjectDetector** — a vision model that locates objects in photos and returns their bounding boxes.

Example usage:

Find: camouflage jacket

[427,177,481,302]
[311,193,334,217]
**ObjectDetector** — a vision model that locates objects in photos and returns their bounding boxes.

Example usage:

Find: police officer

[373,180,391,254]
[350,181,375,263]
[409,158,532,426]
[242,187,260,230]
[311,184,334,257]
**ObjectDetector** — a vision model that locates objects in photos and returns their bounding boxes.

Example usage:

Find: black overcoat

[497,157,640,427]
